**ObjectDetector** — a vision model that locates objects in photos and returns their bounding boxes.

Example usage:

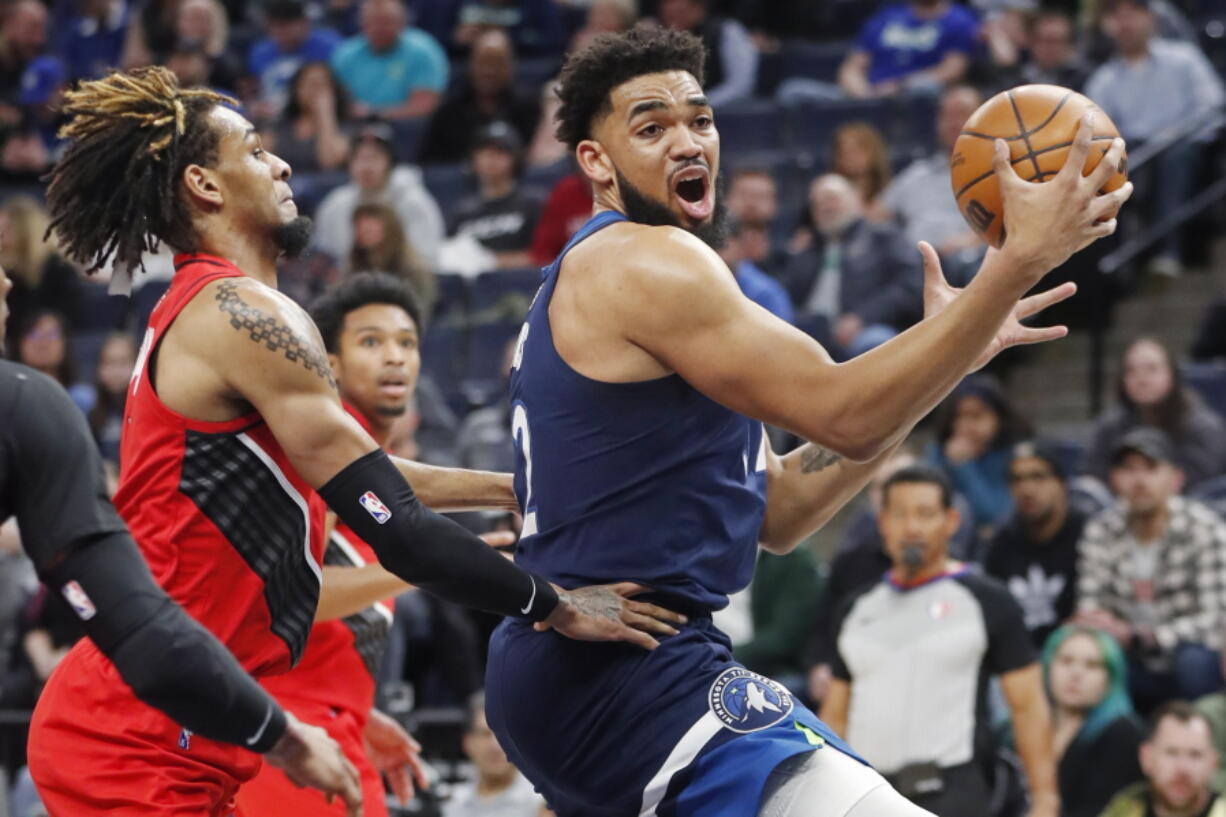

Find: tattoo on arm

[799,444,843,474]
[214,281,336,389]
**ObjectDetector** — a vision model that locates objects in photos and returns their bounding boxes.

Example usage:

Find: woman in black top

[1044,625,1144,817]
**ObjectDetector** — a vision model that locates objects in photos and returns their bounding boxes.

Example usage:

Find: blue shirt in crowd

[857,2,979,85]
[54,1,131,81]
[249,27,342,111]
[330,28,449,108]
[735,260,794,324]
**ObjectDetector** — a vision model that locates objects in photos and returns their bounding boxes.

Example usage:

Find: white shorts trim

[638,711,723,817]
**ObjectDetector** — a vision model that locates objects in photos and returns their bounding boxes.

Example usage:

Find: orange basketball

[950,84,1128,248]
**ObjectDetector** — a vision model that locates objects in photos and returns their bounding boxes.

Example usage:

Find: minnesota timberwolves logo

[708,668,793,733]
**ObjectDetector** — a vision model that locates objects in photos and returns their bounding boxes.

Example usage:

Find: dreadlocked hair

[45,66,236,274]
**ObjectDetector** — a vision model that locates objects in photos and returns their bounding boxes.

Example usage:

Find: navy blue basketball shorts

[486,616,866,817]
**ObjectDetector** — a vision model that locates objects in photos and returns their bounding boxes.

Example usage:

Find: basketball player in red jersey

[29,68,681,817]
[237,274,446,817]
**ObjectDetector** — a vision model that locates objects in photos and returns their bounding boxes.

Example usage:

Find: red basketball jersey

[261,403,395,725]
[113,254,327,677]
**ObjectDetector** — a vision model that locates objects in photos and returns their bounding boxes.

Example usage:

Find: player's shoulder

[572,220,725,286]
[183,274,324,370]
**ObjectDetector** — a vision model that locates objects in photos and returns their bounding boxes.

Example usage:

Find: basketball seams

[952,136,1116,201]
[1006,91,1043,179]
[957,89,1074,142]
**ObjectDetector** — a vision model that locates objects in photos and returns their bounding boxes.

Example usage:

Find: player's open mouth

[672,168,712,221]
[378,378,407,398]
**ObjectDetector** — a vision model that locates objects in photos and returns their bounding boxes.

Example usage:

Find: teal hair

[1042,625,1137,744]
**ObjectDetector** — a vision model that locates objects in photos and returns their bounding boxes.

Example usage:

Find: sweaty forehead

[607,70,704,118]
[209,105,256,147]
[344,303,418,334]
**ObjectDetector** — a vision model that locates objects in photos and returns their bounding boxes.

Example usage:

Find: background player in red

[237,273,456,817]
[29,67,683,817]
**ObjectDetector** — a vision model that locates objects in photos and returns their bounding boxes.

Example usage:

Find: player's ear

[576,139,614,188]
[182,164,224,210]
[327,352,342,383]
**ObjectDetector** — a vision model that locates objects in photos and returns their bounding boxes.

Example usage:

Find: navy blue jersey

[508,211,767,612]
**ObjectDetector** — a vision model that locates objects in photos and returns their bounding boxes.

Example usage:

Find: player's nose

[668,128,702,161]
[271,152,292,182]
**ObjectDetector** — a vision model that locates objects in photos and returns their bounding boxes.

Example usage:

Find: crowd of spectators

[2,0,1226,814]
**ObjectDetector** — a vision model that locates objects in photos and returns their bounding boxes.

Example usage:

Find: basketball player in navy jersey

[485,27,1133,817]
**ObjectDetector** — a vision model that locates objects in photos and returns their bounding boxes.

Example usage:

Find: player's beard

[615,169,730,251]
[275,216,314,258]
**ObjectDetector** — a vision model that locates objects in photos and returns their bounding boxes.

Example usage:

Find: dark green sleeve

[733,548,824,677]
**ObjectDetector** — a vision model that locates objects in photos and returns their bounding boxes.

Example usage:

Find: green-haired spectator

[1044,625,1144,817]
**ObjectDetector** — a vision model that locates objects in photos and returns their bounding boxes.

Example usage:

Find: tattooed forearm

[214,281,336,388]
[799,444,843,474]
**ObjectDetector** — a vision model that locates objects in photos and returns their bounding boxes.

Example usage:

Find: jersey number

[511,403,538,538]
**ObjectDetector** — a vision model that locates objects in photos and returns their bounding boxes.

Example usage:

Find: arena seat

[389,117,427,164]
[72,329,110,379]
[1184,361,1226,417]
[783,98,894,160]
[468,268,542,316]
[131,280,171,333]
[465,321,521,384]
[421,163,473,218]
[516,56,561,94]
[1190,473,1226,518]
[79,281,129,331]
[717,100,785,155]
[778,40,851,86]
[421,323,465,386]
[432,273,469,324]
[288,170,348,218]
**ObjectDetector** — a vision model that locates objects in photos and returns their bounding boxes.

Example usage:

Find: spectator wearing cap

[1083,337,1226,492]
[655,0,757,108]
[1074,428,1226,712]
[419,28,539,166]
[262,61,353,173]
[313,124,445,269]
[781,173,921,357]
[447,122,542,270]
[330,0,448,120]
[717,218,793,324]
[0,0,47,121]
[985,441,1087,648]
[837,0,978,99]
[1084,0,1225,277]
[51,0,131,82]
[248,0,342,116]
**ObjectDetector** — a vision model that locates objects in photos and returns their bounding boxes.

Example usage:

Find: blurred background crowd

[3,0,1226,814]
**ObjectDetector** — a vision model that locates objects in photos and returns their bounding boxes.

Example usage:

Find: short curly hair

[554,26,706,150]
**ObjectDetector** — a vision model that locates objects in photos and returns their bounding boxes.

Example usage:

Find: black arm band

[319,449,559,621]
[43,532,288,753]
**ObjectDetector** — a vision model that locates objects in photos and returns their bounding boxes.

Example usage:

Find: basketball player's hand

[364,708,429,804]
[992,111,1133,278]
[265,713,363,817]
[536,582,688,650]
[919,241,1077,370]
